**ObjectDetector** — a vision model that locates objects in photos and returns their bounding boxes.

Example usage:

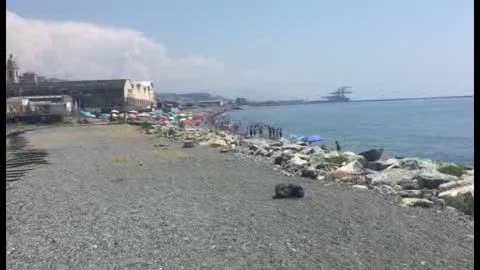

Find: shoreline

[141,109,474,216]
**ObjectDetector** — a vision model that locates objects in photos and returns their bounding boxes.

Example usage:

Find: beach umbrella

[128,110,138,114]
[301,135,324,143]
[111,109,120,114]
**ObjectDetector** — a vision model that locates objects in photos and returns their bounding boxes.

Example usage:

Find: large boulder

[287,156,308,167]
[366,161,391,171]
[438,184,474,210]
[415,171,458,189]
[367,169,419,187]
[324,151,341,159]
[358,148,383,162]
[281,144,304,151]
[254,148,269,156]
[210,139,227,148]
[346,154,367,168]
[401,198,434,208]
[438,176,473,192]
[398,189,437,199]
[336,160,364,174]
[285,156,308,172]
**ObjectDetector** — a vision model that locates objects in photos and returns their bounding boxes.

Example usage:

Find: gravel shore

[7,125,473,269]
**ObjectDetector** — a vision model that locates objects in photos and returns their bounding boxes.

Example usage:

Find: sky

[6,0,473,100]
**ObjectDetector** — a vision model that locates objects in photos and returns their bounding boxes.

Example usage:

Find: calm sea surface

[228,97,474,165]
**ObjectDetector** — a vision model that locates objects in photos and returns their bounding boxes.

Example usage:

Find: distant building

[6,79,157,112]
[235,97,247,105]
[20,72,38,84]
[6,54,157,111]
[198,100,223,107]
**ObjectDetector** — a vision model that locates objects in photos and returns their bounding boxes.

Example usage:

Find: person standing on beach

[259,126,263,137]
[335,141,341,151]
[279,128,283,138]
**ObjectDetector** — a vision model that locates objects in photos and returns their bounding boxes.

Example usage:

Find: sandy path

[6,125,473,269]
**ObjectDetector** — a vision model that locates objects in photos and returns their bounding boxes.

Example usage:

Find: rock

[398,190,423,198]
[324,151,340,159]
[325,171,352,181]
[343,151,357,157]
[293,154,311,161]
[353,185,369,190]
[415,171,457,189]
[401,198,434,208]
[269,141,283,147]
[279,137,291,145]
[254,148,269,156]
[438,177,473,191]
[219,147,231,153]
[210,139,227,148]
[301,167,318,178]
[269,146,281,152]
[281,144,304,151]
[182,140,195,148]
[438,184,474,209]
[350,155,367,168]
[398,189,437,199]
[358,148,383,162]
[336,160,364,174]
[265,151,275,157]
[308,153,326,164]
[420,189,437,199]
[287,156,308,167]
[373,185,398,196]
[368,169,420,187]
[325,171,367,184]
[397,178,420,190]
[366,161,390,171]
[398,159,420,170]
[273,155,285,165]
[431,197,446,208]
[300,147,315,155]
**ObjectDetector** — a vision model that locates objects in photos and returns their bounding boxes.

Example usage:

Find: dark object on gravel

[183,141,195,148]
[358,148,384,162]
[273,184,304,199]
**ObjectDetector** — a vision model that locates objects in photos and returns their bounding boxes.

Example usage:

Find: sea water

[228,97,474,165]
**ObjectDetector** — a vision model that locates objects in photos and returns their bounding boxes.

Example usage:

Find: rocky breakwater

[144,124,474,216]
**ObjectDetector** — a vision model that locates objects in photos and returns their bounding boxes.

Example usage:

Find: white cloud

[6,10,226,92]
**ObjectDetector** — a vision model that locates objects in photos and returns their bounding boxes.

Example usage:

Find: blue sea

[228,97,474,166]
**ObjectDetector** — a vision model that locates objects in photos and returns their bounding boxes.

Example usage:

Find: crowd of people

[214,117,283,140]
[247,123,282,139]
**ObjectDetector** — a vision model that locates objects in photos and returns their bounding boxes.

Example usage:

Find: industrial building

[6,54,157,112]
